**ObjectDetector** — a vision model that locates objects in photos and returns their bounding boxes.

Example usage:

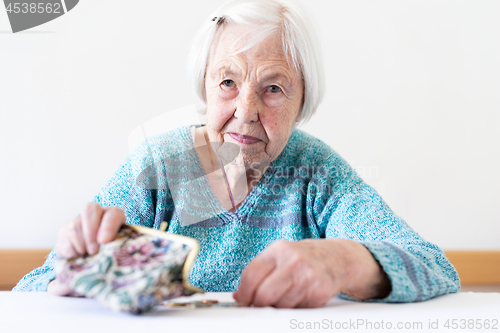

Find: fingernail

[88,243,99,255]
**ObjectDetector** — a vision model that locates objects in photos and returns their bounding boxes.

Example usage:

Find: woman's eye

[222,79,236,88]
[267,85,282,93]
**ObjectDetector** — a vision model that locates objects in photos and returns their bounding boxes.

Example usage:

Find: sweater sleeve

[13,138,174,292]
[12,249,57,292]
[321,180,460,302]
[305,150,460,303]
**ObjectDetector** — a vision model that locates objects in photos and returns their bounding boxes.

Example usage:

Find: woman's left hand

[233,238,391,308]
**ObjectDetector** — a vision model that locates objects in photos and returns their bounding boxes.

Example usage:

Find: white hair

[187,0,325,125]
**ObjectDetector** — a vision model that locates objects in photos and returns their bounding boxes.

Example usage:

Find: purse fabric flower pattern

[54,225,203,314]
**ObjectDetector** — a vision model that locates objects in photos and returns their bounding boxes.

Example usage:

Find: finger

[97,207,126,244]
[235,252,276,306]
[56,225,78,258]
[67,217,86,256]
[272,281,307,308]
[295,279,339,308]
[253,252,319,308]
[81,203,104,255]
[47,279,73,296]
[251,268,293,307]
[272,263,318,308]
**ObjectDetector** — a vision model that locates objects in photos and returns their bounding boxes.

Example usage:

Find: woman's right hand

[47,203,126,296]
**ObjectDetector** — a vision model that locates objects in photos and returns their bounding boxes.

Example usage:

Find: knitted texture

[14,126,460,302]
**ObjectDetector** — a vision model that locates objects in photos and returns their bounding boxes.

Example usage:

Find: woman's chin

[232,152,270,168]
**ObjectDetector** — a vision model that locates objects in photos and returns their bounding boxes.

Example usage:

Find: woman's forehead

[208,24,291,71]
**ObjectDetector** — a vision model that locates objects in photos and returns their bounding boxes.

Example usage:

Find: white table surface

[1,291,499,333]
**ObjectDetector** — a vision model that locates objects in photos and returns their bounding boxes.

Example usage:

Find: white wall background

[0,0,498,250]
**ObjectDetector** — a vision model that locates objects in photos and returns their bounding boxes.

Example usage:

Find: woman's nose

[233,89,260,123]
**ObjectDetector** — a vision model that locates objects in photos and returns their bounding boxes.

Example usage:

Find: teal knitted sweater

[14,126,460,302]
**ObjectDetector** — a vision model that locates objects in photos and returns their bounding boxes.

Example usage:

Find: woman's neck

[191,126,267,211]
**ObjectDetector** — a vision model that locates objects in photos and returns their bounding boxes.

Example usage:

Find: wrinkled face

[205,24,304,167]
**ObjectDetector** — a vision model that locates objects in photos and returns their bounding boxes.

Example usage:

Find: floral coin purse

[54,224,203,314]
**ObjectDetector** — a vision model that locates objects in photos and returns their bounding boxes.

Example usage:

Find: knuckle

[290,253,307,269]
[57,243,72,258]
[69,221,79,233]
[66,216,79,231]
[240,268,257,285]
[104,207,125,223]
[108,206,125,216]
[271,239,291,251]
[66,221,75,232]
[67,225,78,238]
[82,202,100,218]
[82,202,92,214]
[57,221,77,247]
[301,270,316,286]
[88,202,101,210]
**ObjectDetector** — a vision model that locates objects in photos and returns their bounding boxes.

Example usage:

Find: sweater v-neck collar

[179,125,283,223]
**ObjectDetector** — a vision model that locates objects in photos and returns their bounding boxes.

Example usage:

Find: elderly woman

[15,0,459,308]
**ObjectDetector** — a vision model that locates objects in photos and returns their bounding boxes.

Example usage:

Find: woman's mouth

[227,132,262,144]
